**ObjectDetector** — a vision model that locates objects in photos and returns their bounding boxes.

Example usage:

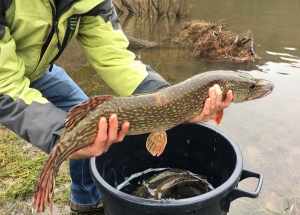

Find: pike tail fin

[32,146,59,214]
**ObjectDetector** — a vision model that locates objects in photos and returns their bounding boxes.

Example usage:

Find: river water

[57,0,300,214]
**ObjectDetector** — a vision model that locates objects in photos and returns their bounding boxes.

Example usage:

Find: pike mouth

[247,82,274,100]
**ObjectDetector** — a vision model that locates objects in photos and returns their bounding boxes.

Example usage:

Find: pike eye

[249,83,255,90]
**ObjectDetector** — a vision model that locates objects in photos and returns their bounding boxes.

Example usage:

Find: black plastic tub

[90,124,263,215]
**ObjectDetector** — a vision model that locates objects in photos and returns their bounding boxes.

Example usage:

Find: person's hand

[68,114,129,159]
[186,84,233,123]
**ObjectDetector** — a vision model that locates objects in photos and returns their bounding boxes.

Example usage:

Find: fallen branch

[127,36,157,49]
[226,35,238,56]
[250,35,259,59]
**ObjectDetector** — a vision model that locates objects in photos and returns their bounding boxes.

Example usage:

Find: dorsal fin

[65,95,113,132]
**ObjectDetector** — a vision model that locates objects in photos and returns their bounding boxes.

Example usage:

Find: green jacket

[0,0,168,153]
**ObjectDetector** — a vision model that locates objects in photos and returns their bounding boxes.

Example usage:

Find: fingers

[115,121,130,142]
[210,84,223,110]
[95,117,108,144]
[223,90,233,108]
[101,114,128,153]
[185,85,233,124]
[68,115,129,159]
[106,114,118,145]
[186,98,211,123]
[211,84,233,110]
[201,98,212,122]
[214,84,223,109]
[209,87,216,111]
[80,117,108,157]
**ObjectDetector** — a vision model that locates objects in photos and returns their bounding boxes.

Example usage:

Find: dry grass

[0,125,71,214]
[173,20,260,63]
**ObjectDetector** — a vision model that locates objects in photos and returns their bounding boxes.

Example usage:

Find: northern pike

[32,70,274,213]
[149,176,208,200]
[132,169,208,199]
[132,169,200,198]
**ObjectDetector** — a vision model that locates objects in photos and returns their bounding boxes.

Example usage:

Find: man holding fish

[0,0,232,213]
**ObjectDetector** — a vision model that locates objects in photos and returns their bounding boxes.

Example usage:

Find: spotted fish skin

[132,169,208,199]
[32,70,274,214]
[86,70,273,135]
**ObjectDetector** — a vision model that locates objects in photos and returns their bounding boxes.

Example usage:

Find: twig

[229,56,253,62]
[141,1,150,15]
[138,0,142,16]
[113,0,125,13]
[250,35,258,59]
[160,0,165,17]
[121,0,135,13]
[147,0,151,14]
[288,204,294,215]
[237,37,250,47]
[132,0,140,15]
[226,35,238,55]
[212,31,219,40]
[122,13,134,30]
[166,0,172,15]
[151,0,158,12]
[172,0,180,17]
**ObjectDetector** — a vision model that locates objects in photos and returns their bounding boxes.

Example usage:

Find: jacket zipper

[36,0,76,72]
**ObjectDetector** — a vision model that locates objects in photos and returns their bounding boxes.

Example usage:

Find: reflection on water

[57,0,300,214]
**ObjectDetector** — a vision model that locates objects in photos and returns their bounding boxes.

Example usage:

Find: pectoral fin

[214,110,224,125]
[146,131,167,157]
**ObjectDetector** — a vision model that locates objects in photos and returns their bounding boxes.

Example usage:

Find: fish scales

[86,72,223,135]
[32,70,274,214]
[132,169,208,199]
